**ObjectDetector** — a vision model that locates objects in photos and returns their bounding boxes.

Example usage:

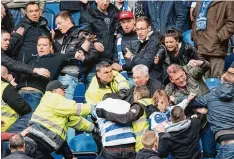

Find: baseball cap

[119,11,134,20]
[46,80,68,91]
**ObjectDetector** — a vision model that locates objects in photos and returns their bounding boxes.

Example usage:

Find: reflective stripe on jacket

[132,98,151,151]
[1,81,19,132]
[29,91,94,150]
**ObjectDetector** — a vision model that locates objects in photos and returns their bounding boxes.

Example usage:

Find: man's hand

[154,56,160,64]
[10,78,18,87]
[96,108,106,118]
[188,92,196,101]
[228,67,234,74]
[155,124,166,133]
[75,50,85,61]
[191,114,198,118]
[33,68,50,78]
[111,63,122,71]
[21,126,32,137]
[188,60,204,67]
[14,27,25,36]
[170,96,175,103]
[94,42,104,52]
[196,108,208,114]
[83,33,97,42]
[125,48,133,60]
[190,7,195,21]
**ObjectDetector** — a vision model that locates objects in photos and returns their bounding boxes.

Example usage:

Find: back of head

[9,134,25,151]
[134,85,150,99]
[141,130,158,149]
[171,106,185,123]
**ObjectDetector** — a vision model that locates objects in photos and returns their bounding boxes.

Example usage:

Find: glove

[96,108,107,118]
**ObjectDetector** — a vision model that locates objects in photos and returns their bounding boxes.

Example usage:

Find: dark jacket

[192,1,234,56]
[136,148,161,159]
[145,1,188,34]
[12,16,50,63]
[1,51,34,74]
[80,2,119,63]
[2,79,31,116]
[124,78,163,104]
[57,26,99,74]
[17,53,76,93]
[3,151,32,159]
[158,119,201,159]
[122,31,162,80]
[190,83,234,140]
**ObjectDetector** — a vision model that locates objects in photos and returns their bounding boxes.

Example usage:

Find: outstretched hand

[83,33,97,42]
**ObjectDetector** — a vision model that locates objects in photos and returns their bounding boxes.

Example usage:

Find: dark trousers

[97,147,136,159]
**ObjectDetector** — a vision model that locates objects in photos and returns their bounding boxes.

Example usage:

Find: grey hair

[132,64,149,77]
[9,134,25,150]
[96,61,111,72]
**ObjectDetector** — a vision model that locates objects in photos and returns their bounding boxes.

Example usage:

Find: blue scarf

[196,0,213,31]
[116,35,126,65]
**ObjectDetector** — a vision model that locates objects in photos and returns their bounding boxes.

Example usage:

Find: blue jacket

[192,83,234,134]
[144,1,189,34]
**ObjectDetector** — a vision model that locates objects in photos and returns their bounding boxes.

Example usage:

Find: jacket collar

[65,26,76,37]
[166,119,191,133]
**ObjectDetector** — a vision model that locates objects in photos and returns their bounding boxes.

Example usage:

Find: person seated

[96,85,152,152]
[149,89,196,130]
[135,130,161,159]
[85,61,130,104]
[1,66,31,132]
[156,106,202,159]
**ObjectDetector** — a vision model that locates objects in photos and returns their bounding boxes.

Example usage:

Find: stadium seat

[69,133,98,159]
[43,8,55,30]
[205,78,221,90]
[225,52,234,71]
[73,82,86,103]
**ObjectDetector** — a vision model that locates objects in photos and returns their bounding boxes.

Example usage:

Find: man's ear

[169,77,174,83]
[148,26,151,32]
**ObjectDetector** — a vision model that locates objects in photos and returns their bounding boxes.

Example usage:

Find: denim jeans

[216,143,234,159]
[7,91,43,133]
[200,123,217,158]
[58,74,78,100]
[85,66,96,89]
[58,74,78,144]
[98,148,136,159]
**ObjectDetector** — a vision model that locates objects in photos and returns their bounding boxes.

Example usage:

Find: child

[135,130,161,159]
[150,89,196,130]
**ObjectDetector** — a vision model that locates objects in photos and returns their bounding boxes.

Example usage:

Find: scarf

[116,35,126,65]
[196,0,213,31]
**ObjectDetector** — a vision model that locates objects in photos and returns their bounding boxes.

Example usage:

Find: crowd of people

[1,0,234,159]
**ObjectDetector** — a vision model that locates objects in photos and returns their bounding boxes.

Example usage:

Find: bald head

[1,66,8,78]
[9,134,25,152]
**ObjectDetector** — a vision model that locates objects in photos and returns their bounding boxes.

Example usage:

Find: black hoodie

[136,148,161,159]
[158,119,202,159]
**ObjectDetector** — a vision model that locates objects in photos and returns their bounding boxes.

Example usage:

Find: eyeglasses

[135,26,149,32]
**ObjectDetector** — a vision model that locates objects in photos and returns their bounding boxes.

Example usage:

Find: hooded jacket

[80,2,119,64]
[158,119,202,159]
[191,83,234,141]
[136,148,161,159]
[11,16,50,63]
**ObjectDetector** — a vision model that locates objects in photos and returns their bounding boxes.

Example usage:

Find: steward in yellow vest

[96,85,152,151]
[1,79,31,132]
[85,61,130,104]
[27,80,97,158]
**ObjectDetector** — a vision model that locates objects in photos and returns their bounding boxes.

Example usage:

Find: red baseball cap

[118,11,134,20]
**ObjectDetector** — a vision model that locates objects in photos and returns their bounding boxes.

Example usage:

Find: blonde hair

[152,89,170,106]
[141,130,158,149]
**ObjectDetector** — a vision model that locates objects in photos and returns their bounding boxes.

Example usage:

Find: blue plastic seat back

[73,82,86,103]
[205,78,221,90]
[43,8,55,30]
[69,133,98,153]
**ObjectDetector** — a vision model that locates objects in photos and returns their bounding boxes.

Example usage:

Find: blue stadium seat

[69,133,98,159]
[43,8,55,30]
[73,82,86,103]
[205,78,221,90]
[225,52,234,71]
